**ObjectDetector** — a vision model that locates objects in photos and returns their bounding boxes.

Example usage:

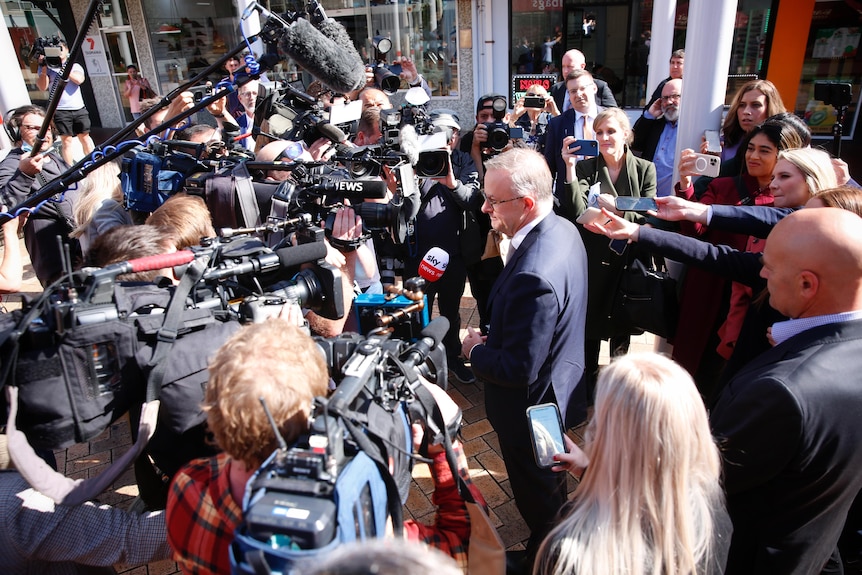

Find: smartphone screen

[704,130,721,154]
[608,238,628,256]
[615,196,658,212]
[568,139,599,157]
[527,403,567,469]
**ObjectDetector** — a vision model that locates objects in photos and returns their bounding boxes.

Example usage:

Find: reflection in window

[319,0,459,97]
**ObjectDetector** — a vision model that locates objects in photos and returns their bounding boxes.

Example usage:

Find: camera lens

[486,124,510,151]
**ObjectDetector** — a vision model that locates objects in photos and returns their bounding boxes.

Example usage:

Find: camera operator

[35,39,95,166]
[404,111,482,384]
[123,65,154,121]
[0,105,81,287]
[166,319,481,574]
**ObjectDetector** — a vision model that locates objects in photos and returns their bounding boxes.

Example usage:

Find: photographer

[35,39,95,166]
[166,319,480,574]
[404,110,482,384]
[123,65,154,120]
[0,105,80,286]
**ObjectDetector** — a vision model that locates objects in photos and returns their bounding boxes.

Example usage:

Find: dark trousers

[485,384,567,562]
[584,336,630,404]
[405,256,467,361]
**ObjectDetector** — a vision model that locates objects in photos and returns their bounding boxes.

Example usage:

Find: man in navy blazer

[462,148,588,564]
[544,69,604,200]
[710,208,862,574]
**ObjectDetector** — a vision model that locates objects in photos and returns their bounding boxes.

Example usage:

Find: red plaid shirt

[166,453,241,575]
[166,444,481,573]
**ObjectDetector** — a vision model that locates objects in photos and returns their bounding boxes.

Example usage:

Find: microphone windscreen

[274,241,328,269]
[421,317,450,349]
[317,122,348,144]
[418,247,449,282]
[280,19,366,95]
[399,124,421,166]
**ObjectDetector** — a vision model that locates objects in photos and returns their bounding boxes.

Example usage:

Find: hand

[206,91,226,117]
[647,98,663,119]
[329,203,363,244]
[653,195,709,223]
[164,91,195,129]
[561,136,580,165]
[307,137,335,161]
[398,57,419,85]
[275,301,305,327]
[596,193,622,216]
[832,157,852,186]
[766,326,776,347]
[18,153,45,177]
[544,95,559,116]
[699,136,710,155]
[511,97,526,123]
[431,147,457,189]
[551,435,589,476]
[677,148,699,190]
[461,326,486,359]
[472,123,489,147]
[582,208,641,241]
[364,66,375,88]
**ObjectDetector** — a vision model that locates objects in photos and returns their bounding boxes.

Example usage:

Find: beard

[663,105,679,123]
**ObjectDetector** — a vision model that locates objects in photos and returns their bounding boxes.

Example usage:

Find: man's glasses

[482,193,525,208]
[660,94,681,103]
[21,125,42,132]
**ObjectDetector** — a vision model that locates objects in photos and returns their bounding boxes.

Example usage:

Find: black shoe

[450,359,476,384]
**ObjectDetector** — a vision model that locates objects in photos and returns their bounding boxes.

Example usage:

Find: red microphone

[418,247,449,282]
[233,131,254,142]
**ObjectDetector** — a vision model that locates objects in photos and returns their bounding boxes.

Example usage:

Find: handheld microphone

[400,317,450,369]
[418,247,449,282]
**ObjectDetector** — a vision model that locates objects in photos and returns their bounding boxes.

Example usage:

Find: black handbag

[614,253,679,339]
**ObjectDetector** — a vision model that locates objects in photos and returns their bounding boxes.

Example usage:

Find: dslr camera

[189,84,214,104]
[483,96,523,152]
[31,36,64,69]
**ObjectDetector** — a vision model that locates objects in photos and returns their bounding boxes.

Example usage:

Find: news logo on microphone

[418,247,448,282]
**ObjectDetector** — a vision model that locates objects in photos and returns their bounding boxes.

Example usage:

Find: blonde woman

[535,352,730,575]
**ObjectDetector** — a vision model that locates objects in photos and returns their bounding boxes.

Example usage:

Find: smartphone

[524,95,546,109]
[704,130,721,154]
[692,153,721,178]
[615,196,658,212]
[527,403,567,469]
[608,238,628,256]
[569,139,599,157]
[575,206,603,225]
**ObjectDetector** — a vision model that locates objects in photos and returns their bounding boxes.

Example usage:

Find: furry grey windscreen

[280,18,367,94]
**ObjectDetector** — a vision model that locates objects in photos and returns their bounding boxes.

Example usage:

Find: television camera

[30,35,64,68]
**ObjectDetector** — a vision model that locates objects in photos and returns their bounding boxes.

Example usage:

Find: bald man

[710,208,862,574]
[550,49,617,111]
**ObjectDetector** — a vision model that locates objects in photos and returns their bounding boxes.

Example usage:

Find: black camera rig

[30,35,64,68]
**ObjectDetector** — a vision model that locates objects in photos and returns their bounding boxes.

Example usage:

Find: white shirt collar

[770,310,862,345]
[510,210,549,252]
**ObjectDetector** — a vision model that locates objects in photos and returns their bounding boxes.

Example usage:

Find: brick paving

[4,239,657,573]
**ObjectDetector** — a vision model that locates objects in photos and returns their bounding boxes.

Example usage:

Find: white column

[0,22,32,115]
[646,0,676,99]
[676,0,738,170]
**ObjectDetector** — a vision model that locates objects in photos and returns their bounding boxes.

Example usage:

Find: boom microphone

[418,247,449,282]
[280,18,366,94]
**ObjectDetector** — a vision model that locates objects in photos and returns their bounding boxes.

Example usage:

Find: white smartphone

[575,206,603,225]
[526,403,567,469]
[692,153,721,178]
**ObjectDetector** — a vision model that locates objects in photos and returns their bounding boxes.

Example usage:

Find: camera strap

[234,162,262,228]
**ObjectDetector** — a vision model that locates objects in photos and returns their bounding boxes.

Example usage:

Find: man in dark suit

[462,148,588,565]
[544,69,604,200]
[550,49,617,111]
[710,207,862,574]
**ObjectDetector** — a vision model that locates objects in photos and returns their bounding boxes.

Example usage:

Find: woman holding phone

[535,352,731,575]
[557,107,656,402]
[668,116,806,397]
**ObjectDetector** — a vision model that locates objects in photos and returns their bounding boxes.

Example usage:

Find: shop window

[796,1,861,140]
[2,1,63,107]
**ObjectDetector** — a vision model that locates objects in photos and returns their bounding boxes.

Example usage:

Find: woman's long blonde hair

[535,353,724,575]
[71,159,123,238]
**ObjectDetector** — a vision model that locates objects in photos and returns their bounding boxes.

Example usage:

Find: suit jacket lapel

[486,215,554,308]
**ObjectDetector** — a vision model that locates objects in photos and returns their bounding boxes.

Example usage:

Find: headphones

[4,107,24,144]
